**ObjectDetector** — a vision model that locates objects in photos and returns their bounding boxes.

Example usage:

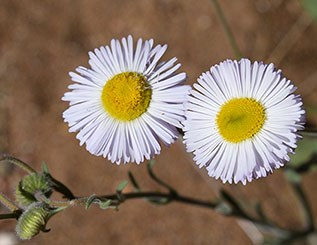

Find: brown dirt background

[0,0,317,244]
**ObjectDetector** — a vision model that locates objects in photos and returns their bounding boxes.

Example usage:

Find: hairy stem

[43,191,218,209]
[0,156,36,174]
[0,192,20,212]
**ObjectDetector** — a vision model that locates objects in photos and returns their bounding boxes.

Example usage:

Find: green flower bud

[15,173,52,206]
[15,203,51,240]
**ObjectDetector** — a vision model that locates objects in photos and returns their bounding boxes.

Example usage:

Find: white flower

[183,59,305,184]
[63,36,190,164]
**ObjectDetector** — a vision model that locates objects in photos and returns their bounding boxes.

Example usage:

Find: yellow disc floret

[216,98,266,143]
[101,72,152,121]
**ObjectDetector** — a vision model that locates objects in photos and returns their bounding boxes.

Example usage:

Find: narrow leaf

[99,200,112,210]
[85,194,97,209]
[41,161,50,174]
[215,202,232,215]
[116,180,128,193]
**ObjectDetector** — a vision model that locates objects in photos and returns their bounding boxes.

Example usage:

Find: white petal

[63,36,188,164]
[183,58,305,184]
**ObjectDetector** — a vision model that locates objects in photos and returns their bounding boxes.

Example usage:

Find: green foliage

[290,135,317,168]
[85,195,113,210]
[302,0,317,19]
[41,161,50,174]
[116,180,128,193]
[284,169,302,184]
[85,194,97,209]
[215,202,232,215]
[98,200,112,210]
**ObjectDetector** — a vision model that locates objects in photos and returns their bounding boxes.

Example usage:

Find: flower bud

[15,173,52,206]
[15,203,51,240]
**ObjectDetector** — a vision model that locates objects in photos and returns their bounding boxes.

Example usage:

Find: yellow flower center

[101,72,152,121]
[216,98,266,143]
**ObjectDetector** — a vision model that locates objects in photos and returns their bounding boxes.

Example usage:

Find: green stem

[302,128,317,137]
[147,160,178,196]
[34,191,73,208]
[0,156,36,174]
[210,0,242,59]
[0,192,20,212]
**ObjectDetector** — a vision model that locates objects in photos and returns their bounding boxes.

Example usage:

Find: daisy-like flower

[183,59,305,184]
[63,36,190,164]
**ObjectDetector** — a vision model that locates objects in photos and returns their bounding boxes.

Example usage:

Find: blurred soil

[0,0,317,244]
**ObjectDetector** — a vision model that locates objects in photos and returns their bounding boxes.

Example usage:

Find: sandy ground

[0,0,317,244]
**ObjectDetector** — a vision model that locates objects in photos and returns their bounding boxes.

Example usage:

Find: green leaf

[148,159,155,168]
[85,194,97,209]
[290,135,317,167]
[116,180,128,193]
[98,200,112,210]
[284,169,302,184]
[41,162,50,174]
[215,202,232,215]
[302,0,317,19]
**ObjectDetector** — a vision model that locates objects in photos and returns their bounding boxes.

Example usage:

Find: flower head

[15,173,52,207]
[183,59,305,184]
[16,203,65,240]
[63,36,190,164]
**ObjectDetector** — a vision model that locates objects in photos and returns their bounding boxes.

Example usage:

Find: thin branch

[0,213,20,220]
[266,12,313,65]
[147,160,178,196]
[45,191,218,210]
[54,190,313,241]
[210,0,242,59]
